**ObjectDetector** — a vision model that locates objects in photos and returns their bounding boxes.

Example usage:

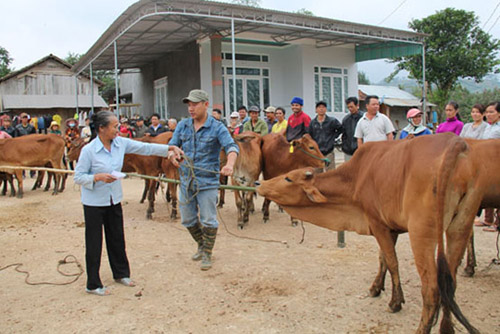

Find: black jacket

[341,112,363,155]
[0,126,16,137]
[146,124,168,137]
[308,115,342,155]
[15,123,36,136]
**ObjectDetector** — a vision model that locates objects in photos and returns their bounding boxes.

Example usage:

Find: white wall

[199,39,358,121]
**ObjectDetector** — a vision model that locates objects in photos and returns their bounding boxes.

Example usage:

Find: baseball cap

[264,106,276,113]
[315,101,327,108]
[230,111,239,118]
[182,89,209,103]
[248,105,260,113]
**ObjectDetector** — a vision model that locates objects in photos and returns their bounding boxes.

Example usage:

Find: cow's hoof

[291,221,298,227]
[170,212,177,219]
[217,203,224,208]
[388,303,402,313]
[139,199,145,204]
[52,192,58,196]
[16,194,23,199]
[369,286,383,297]
[43,188,49,192]
[238,224,244,230]
[463,266,475,277]
[146,214,153,220]
[263,218,269,223]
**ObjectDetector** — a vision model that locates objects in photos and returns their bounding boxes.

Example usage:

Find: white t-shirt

[354,112,395,143]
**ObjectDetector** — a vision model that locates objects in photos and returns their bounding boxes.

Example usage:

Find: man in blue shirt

[168,89,239,271]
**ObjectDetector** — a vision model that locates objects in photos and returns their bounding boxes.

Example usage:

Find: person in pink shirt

[436,101,464,135]
[0,130,12,139]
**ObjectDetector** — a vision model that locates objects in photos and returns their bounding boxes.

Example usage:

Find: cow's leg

[234,189,244,229]
[370,232,399,297]
[248,194,255,214]
[440,209,477,334]
[463,234,476,277]
[290,216,299,227]
[242,191,253,226]
[8,175,15,197]
[263,198,271,223]
[51,172,61,196]
[32,171,43,190]
[407,224,440,334]
[58,173,67,192]
[146,180,156,220]
[44,172,52,192]
[15,170,23,198]
[140,180,149,204]
[169,182,178,219]
[370,224,405,313]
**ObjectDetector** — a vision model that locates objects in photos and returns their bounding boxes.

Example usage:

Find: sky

[1,0,499,83]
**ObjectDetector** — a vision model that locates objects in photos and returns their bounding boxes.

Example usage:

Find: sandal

[85,287,110,296]
[483,225,499,232]
[115,277,136,287]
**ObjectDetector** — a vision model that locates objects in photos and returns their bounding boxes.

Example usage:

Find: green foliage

[0,46,13,78]
[64,52,82,66]
[358,71,370,85]
[388,8,500,119]
[231,0,261,7]
[450,86,500,123]
[296,8,314,16]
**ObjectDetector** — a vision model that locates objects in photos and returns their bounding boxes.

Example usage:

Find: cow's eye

[284,177,292,183]
[309,146,314,150]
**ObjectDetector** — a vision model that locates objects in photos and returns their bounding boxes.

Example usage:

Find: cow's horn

[305,171,313,177]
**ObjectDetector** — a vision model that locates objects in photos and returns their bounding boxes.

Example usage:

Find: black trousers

[83,204,130,290]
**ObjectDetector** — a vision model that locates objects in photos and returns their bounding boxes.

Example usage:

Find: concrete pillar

[210,34,224,117]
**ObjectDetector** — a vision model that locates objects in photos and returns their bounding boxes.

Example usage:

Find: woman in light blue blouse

[74,111,182,296]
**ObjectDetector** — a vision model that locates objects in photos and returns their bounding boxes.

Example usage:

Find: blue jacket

[169,115,239,191]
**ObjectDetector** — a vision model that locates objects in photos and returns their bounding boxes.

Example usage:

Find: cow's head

[290,134,328,168]
[67,138,87,162]
[256,167,327,206]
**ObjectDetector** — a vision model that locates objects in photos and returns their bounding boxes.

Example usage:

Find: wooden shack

[0,54,107,130]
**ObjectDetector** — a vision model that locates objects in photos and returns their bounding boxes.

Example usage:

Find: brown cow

[256,134,478,334]
[0,134,66,198]
[231,132,262,229]
[260,133,326,224]
[123,132,179,219]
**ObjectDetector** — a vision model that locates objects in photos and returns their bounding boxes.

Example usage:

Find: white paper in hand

[111,171,126,179]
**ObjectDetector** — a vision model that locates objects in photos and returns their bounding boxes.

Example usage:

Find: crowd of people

[2,91,500,297]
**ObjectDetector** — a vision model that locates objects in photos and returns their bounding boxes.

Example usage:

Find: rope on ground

[0,255,83,286]
[217,206,288,246]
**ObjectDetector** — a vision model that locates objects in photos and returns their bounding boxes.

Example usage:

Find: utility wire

[483,1,500,29]
[487,12,500,34]
[378,0,408,26]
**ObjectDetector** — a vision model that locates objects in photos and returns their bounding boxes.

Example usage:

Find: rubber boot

[186,225,203,261]
[201,227,218,271]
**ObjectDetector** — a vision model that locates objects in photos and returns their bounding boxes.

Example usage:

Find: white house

[73,0,424,122]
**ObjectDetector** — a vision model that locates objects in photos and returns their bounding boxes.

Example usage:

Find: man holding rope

[168,89,239,271]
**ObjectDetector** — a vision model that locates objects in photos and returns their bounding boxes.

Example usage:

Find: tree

[296,8,314,16]
[387,8,499,120]
[0,46,13,78]
[64,52,82,66]
[66,51,116,102]
[358,71,371,85]
[231,0,261,7]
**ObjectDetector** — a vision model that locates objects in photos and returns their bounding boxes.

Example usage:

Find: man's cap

[315,101,327,108]
[248,105,260,113]
[230,111,239,118]
[182,89,209,103]
[291,97,304,105]
[136,116,144,121]
[50,121,59,128]
[264,106,276,113]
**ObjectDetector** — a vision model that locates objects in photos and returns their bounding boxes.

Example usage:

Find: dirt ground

[0,176,499,334]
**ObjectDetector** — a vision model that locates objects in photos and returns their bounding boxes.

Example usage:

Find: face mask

[69,123,75,128]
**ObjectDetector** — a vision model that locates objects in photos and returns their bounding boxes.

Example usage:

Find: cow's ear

[303,185,327,203]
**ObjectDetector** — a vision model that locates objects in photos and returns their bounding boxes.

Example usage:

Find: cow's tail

[435,136,479,334]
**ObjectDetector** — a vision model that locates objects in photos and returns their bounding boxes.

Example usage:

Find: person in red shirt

[286,97,311,142]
